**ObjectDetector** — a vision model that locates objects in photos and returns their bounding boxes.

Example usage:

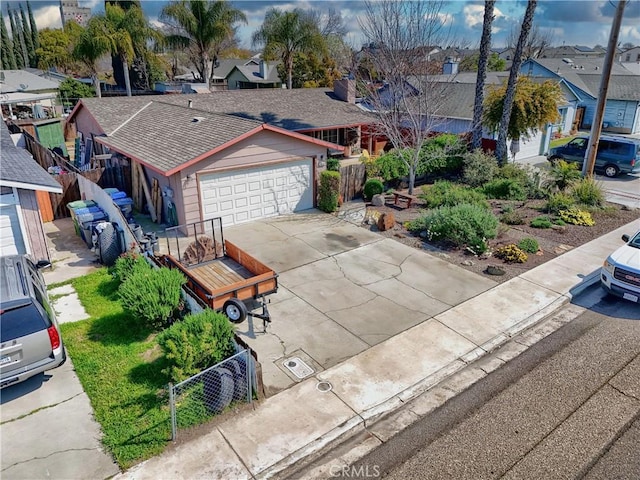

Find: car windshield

[629,232,640,249]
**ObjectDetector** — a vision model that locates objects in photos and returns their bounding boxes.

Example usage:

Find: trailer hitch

[248,296,271,332]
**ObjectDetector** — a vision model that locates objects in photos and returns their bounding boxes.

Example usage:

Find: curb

[258,285,598,479]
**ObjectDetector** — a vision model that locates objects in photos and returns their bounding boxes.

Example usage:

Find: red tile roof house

[65,87,375,229]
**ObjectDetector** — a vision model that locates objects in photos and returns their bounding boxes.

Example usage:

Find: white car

[601,230,640,303]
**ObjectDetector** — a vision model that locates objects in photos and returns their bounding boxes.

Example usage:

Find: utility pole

[582,0,627,177]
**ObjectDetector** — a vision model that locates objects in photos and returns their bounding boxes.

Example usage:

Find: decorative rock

[461,260,474,266]
[371,194,386,206]
[485,265,506,276]
[377,212,396,231]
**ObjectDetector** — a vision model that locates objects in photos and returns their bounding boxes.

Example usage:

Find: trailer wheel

[223,298,247,323]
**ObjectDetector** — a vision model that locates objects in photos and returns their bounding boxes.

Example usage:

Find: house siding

[583,99,638,134]
[226,69,248,90]
[177,130,326,226]
[72,108,106,141]
[17,189,49,261]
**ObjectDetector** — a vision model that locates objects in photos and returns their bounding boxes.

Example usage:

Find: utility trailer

[158,218,278,329]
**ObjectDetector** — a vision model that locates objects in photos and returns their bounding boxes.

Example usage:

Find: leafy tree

[20,5,35,67]
[58,77,96,106]
[161,0,247,87]
[1,13,17,70]
[460,52,505,72]
[483,76,562,161]
[8,9,26,68]
[495,0,538,164]
[252,8,324,90]
[471,0,496,150]
[357,0,452,194]
[37,23,84,74]
[27,1,39,53]
[73,17,113,97]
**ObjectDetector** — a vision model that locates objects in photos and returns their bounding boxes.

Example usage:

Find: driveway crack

[0,392,84,425]
[1,447,107,473]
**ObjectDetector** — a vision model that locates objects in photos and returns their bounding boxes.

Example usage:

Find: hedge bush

[530,216,553,229]
[420,181,489,209]
[407,203,498,254]
[495,244,528,263]
[326,157,341,172]
[518,237,539,254]
[318,170,341,213]
[420,134,466,175]
[545,192,575,214]
[374,150,409,182]
[462,149,499,187]
[118,266,186,330]
[363,178,384,201]
[112,251,151,283]
[559,208,595,226]
[157,309,236,383]
[482,178,527,200]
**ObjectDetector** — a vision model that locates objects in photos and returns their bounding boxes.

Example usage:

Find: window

[569,138,587,149]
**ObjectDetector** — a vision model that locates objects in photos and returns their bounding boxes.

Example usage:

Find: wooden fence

[339,163,366,201]
[22,130,131,219]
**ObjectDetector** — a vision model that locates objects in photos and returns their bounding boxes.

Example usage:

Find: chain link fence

[169,349,253,440]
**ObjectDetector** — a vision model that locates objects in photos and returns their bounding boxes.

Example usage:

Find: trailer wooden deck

[187,258,254,291]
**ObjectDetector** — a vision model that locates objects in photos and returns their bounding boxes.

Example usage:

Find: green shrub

[518,237,539,254]
[374,150,409,181]
[553,218,566,226]
[546,160,581,191]
[326,157,341,172]
[498,163,529,184]
[482,178,527,200]
[530,216,553,229]
[112,251,151,283]
[363,178,384,201]
[419,134,466,175]
[462,149,499,187]
[419,181,489,209]
[118,266,186,330]
[408,203,498,254]
[495,244,528,263]
[545,192,575,214]
[559,208,595,226]
[501,211,525,225]
[157,309,236,383]
[571,177,605,207]
[318,170,341,212]
[502,204,514,214]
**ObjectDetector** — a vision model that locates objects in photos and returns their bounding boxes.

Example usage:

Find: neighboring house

[540,45,606,59]
[0,70,60,119]
[226,59,282,90]
[620,46,640,63]
[521,57,640,134]
[0,122,62,260]
[64,87,376,227]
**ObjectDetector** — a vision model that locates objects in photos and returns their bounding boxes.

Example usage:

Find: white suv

[601,230,640,303]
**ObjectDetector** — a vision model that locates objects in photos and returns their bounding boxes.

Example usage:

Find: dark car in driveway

[0,255,66,389]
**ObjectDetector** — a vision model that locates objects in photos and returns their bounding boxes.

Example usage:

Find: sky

[3,0,640,51]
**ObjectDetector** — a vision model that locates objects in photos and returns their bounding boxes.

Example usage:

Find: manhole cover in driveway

[282,356,315,379]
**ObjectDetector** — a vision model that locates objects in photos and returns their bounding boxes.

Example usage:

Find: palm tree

[73,18,111,98]
[160,0,247,87]
[471,1,495,150]
[252,8,324,90]
[495,0,537,164]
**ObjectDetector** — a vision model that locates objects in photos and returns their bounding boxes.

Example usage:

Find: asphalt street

[347,284,640,480]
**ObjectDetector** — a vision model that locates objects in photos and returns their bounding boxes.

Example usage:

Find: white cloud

[35,6,62,30]
[463,4,504,29]
[620,25,640,42]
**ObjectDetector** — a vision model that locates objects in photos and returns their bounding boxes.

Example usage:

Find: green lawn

[60,269,172,469]
[549,135,576,149]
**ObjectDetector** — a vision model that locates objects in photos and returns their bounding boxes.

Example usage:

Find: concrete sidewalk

[116,218,640,479]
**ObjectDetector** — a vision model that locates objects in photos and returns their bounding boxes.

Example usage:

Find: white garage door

[516,127,548,159]
[199,159,314,226]
[0,192,26,256]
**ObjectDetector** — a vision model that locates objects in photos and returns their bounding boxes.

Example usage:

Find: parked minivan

[546,134,640,177]
[0,255,66,388]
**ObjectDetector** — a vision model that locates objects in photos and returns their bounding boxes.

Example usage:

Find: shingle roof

[96,101,265,174]
[232,62,281,84]
[0,123,63,193]
[575,74,640,101]
[77,96,157,135]
[0,70,60,93]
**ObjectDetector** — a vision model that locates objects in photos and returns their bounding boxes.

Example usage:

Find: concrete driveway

[223,209,497,395]
[0,359,119,479]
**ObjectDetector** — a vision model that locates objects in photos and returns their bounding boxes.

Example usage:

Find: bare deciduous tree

[357,0,452,194]
[507,23,554,59]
